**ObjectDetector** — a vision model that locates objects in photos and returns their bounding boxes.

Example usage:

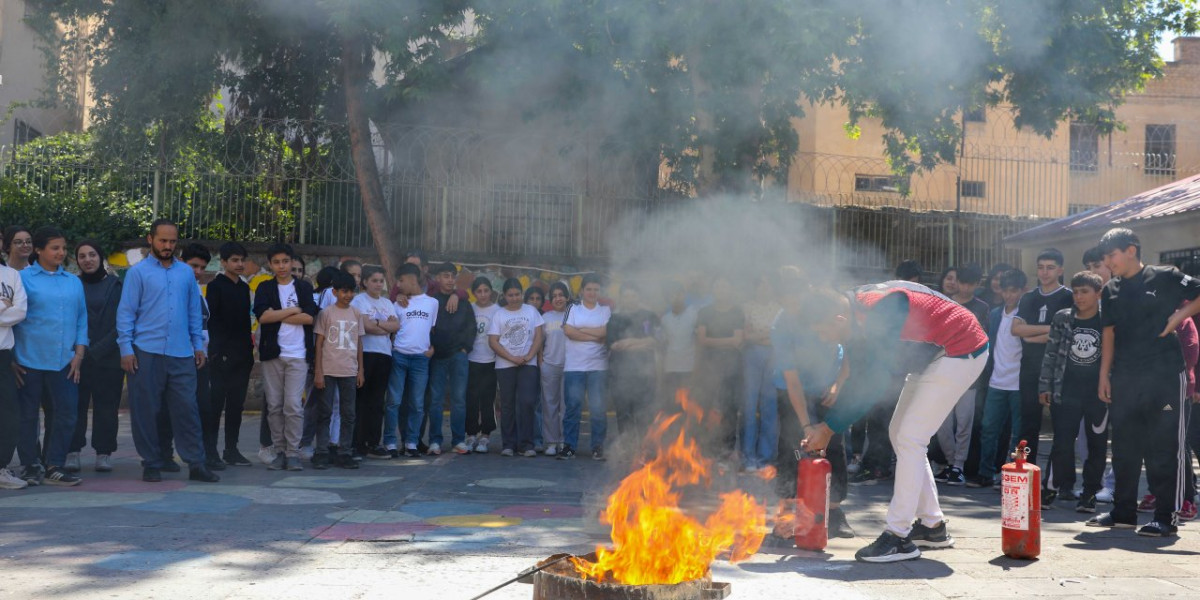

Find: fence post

[299,178,308,245]
[152,169,161,217]
[440,186,448,253]
[830,207,839,272]
[575,194,585,257]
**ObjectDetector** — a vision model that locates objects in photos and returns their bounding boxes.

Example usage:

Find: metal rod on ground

[466,554,574,600]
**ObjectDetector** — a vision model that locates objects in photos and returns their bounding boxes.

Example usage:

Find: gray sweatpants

[936,387,977,469]
[540,363,565,445]
[262,356,308,458]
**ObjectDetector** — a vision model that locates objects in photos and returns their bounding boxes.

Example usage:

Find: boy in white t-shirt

[968,269,1027,488]
[560,275,611,461]
[252,244,319,471]
[385,263,439,458]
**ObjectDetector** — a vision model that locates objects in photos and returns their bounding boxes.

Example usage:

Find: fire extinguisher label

[823,472,831,526]
[1001,471,1030,531]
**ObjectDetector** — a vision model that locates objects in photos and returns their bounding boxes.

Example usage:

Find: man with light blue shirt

[116,220,219,484]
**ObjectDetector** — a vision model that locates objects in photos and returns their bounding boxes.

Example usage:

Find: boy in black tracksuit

[1038,271,1107,512]
[1088,228,1200,536]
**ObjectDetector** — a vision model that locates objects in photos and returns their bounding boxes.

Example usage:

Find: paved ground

[2,413,1200,599]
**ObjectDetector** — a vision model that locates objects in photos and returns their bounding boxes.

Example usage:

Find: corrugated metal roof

[1005,173,1200,245]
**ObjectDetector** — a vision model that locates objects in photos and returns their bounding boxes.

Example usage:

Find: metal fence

[4,115,1188,278]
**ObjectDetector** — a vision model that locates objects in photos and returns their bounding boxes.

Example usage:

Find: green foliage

[0,134,151,249]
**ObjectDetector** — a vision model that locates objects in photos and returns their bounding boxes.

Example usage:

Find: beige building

[788,37,1200,220]
[0,0,91,149]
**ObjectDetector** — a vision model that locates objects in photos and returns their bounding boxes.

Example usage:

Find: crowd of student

[0,219,1197,559]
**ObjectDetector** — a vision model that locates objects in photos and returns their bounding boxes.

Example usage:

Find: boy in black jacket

[426,263,475,455]
[252,243,318,471]
[206,242,255,467]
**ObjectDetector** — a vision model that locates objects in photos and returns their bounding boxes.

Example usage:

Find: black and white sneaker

[854,531,921,563]
[592,449,606,461]
[907,520,954,549]
[933,467,951,483]
[1076,495,1097,513]
[21,465,44,486]
[1137,521,1178,537]
[367,446,392,459]
[43,466,81,487]
[829,508,856,539]
[223,450,252,467]
[557,446,576,460]
[1041,488,1057,509]
[944,468,965,486]
[1085,512,1136,528]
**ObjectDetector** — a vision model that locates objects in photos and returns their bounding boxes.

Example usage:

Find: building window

[854,174,906,193]
[1145,124,1176,177]
[13,120,42,146]
[963,107,985,123]
[960,180,985,198]
[1069,122,1098,172]
[1161,247,1200,277]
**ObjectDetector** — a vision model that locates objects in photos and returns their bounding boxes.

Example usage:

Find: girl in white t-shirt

[351,267,400,458]
[488,279,544,457]
[538,282,570,456]
[560,274,611,460]
[464,277,500,453]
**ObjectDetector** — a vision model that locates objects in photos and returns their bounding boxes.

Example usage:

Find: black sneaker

[311,454,331,470]
[907,520,954,549]
[854,531,921,563]
[161,460,182,473]
[557,446,576,460]
[1058,489,1079,502]
[389,448,402,459]
[944,468,965,486]
[1137,521,1178,537]
[367,446,392,459]
[965,474,994,489]
[223,450,252,467]
[416,442,429,454]
[285,457,304,471]
[933,467,951,483]
[849,468,880,486]
[1076,495,1097,513]
[21,465,44,486]
[339,455,360,469]
[1041,488,1057,509]
[829,508,856,539]
[43,466,81,487]
[592,449,606,461]
[205,457,228,471]
[1085,512,1136,528]
[142,467,162,482]
[189,466,221,483]
[268,453,286,471]
[404,447,420,458]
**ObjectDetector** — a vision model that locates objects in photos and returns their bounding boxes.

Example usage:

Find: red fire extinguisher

[1001,440,1041,560]
[794,448,832,551]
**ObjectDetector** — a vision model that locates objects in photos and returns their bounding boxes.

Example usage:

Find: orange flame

[756,465,778,481]
[572,391,766,585]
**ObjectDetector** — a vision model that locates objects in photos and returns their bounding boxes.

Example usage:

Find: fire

[572,390,766,585]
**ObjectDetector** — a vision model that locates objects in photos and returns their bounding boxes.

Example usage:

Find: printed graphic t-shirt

[277,281,306,359]
[488,304,545,369]
[315,304,365,377]
[351,293,395,356]
[392,294,438,355]
[1062,312,1102,398]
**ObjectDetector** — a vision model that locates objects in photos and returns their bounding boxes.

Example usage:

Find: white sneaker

[427,443,442,456]
[95,454,113,472]
[64,452,81,473]
[0,468,28,490]
[1096,487,1114,503]
[453,442,471,454]
[474,437,490,453]
[544,445,558,457]
[464,435,476,450]
[847,456,862,475]
[258,447,276,466]
[522,449,537,457]
[501,448,515,457]
[300,446,315,461]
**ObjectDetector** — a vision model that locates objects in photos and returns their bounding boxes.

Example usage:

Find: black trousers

[1043,392,1108,496]
[208,354,252,453]
[1110,369,1187,525]
[497,365,539,452]
[776,390,847,504]
[466,361,497,437]
[0,350,19,467]
[71,362,125,454]
[1018,372,1045,466]
[354,352,392,452]
[610,366,654,441]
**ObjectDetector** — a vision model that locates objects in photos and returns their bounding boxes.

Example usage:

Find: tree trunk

[340,33,398,280]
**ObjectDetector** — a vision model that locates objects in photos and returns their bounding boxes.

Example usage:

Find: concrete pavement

[2,414,1199,599]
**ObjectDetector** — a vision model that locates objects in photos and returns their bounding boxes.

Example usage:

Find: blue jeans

[978,387,1022,479]
[741,344,778,468]
[18,365,79,469]
[383,352,430,449]
[429,351,469,446]
[563,370,607,452]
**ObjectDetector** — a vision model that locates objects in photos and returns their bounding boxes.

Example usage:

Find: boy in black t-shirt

[1038,271,1106,512]
[1087,228,1200,536]
[1011,248,1074,466]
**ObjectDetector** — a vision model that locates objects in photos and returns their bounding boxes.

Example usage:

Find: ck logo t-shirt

[315,304,365,377]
